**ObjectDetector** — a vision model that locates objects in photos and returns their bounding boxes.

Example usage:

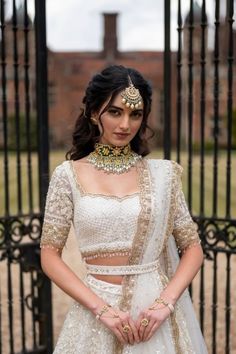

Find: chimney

[103,13,118,62]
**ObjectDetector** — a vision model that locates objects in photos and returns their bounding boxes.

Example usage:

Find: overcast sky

[44,0,217,52]
[8,0,230,52]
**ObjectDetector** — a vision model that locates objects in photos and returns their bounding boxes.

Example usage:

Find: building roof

[6,3,33,26]
[184,1,208,24]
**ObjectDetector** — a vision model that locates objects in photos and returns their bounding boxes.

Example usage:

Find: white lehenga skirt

[53,272,208,354]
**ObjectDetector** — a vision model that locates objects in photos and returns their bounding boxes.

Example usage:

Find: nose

[119,114,130,131]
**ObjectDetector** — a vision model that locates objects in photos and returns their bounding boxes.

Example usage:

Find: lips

[114,133,130,137]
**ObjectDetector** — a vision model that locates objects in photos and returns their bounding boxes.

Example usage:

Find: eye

[131,111,143,119]
[108,108,121,117]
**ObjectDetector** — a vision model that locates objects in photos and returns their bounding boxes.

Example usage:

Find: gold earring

[91,116,98,125]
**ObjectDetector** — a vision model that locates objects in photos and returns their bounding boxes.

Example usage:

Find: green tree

[7,113,37,151]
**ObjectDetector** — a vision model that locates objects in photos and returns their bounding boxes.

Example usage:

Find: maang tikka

[121,76,143,110]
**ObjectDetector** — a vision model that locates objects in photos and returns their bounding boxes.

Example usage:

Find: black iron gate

[164,1,235,353]
[1,0,235,353]
[0,1,52,353]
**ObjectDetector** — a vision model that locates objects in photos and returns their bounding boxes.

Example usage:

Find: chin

[113,137,134,146]
[114,141,132,147]
[114,141,130,146]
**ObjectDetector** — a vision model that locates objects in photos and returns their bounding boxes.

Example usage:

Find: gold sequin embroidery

[40,164,73,251]
[173,223,201,253]
[116,159,152,353]
[119,159,152,311]
[171,161,201,253]
[161,160,199,353]
[40,223,70,251]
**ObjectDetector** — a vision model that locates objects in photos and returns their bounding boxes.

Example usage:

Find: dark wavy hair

[66,65,153,160]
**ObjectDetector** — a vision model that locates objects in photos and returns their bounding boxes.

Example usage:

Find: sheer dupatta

[117,159,207,354]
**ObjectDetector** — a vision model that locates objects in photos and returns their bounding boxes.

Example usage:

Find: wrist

[159,290,178,306]
[88,300,107,316]
[95,304,111,320]
[149,296,175,314]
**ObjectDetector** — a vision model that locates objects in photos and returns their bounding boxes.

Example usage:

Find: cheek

[100,117,115,133]
[131,120,143,134]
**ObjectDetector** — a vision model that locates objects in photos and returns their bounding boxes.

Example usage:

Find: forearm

[160,244,204,305]
[40,248,106,315]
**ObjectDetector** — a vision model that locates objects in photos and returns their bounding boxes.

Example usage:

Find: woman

[40,65,208,353]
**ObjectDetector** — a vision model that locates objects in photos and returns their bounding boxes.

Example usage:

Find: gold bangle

[154,297,174,313]
[95,304,111,320]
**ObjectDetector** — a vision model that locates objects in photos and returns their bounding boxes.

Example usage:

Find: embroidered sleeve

[40,164,73,251]
[172,161,201,253]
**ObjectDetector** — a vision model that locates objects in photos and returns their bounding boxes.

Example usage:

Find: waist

[85,259,160,276]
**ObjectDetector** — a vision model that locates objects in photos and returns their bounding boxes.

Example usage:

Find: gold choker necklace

[87,143,142,174]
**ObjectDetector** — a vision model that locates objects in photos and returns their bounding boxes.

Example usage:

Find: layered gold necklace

[87,143,142,174]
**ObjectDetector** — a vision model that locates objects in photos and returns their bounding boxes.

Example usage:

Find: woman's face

[96,92,144,147]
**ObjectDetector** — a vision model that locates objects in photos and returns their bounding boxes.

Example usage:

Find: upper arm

[40,165,73,252]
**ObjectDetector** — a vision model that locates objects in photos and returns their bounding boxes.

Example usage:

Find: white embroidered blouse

[40,159,200,259]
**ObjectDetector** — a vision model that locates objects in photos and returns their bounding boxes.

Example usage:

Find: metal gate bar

[0,1,52,353]
[164,1,236,353]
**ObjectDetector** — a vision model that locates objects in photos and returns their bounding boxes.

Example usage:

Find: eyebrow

[109,105,123,110]
[109,105,143,112]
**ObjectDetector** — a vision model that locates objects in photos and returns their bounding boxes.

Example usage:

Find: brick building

[1,3,235,149]
[47,13,164,147]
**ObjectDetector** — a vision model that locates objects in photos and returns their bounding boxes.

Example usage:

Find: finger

[121,322,134,345]
[136,314,149,327]
[142,319,156,341]
[117,323,129,343]
[138,320,148,341]
[139,316,153,341]
[113,328,126,345]
[116,312,131,344]
[128,320,140,343]
[136,313,144,329]
[126,325,135,345]
[139,327,147,342]
[120,312,135,345]
[145,322,160,341]
[136,312,147,332]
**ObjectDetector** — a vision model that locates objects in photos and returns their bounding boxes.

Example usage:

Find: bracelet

[155,297,175,313]
[148,297,175,313]
[95,304,111,320]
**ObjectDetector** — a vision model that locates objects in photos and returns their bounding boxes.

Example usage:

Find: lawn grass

[0,149,235,218]
[150,149,236,218]
[0,150,66,216]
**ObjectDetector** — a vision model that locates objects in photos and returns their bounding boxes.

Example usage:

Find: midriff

[86,255,129,285]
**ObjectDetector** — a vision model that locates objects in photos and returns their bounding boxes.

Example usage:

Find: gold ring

[112,313,120,319]
[141,318,149,327]
[122,324,131,333]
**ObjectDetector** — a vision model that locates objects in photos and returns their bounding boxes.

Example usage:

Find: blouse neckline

[69,160,141,201]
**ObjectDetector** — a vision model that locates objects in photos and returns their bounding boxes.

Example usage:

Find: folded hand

[136,303,171,342]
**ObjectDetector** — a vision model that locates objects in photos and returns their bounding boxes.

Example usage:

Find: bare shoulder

[71,156,95,176]
[72,156,91,170]
[73,156,89,164]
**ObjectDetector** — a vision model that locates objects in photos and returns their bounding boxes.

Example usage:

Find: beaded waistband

[85,259,160,276]
[82,250,131,261]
